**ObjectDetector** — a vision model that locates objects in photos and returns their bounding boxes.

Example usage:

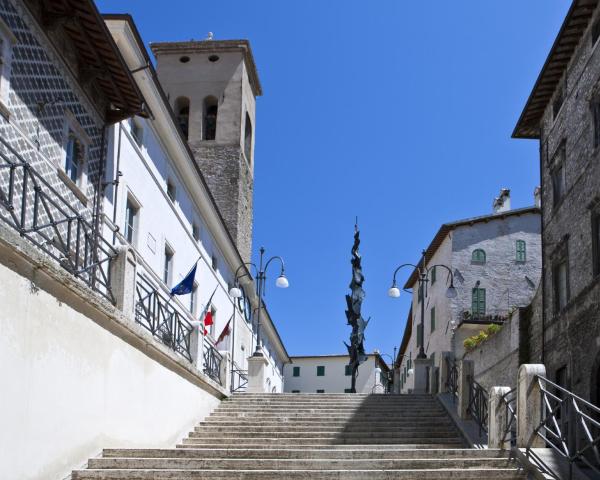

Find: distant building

[513,0,600,405]
[397,191,541,393]
[283,354,390,394]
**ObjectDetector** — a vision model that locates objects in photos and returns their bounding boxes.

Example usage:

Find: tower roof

[150,39,263,96]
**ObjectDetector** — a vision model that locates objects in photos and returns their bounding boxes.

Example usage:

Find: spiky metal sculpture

[344,223,369,393]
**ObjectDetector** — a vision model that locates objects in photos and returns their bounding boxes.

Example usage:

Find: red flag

[216,318,231,345]
[203,310,213,336]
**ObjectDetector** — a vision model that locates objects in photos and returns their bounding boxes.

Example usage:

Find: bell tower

[151,38,262,263]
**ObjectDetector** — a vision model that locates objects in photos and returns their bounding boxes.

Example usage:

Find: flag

[170,262,197,296]
[198,285,219,336]
[216,317,232,345]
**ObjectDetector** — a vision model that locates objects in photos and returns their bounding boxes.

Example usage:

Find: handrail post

[489,386,512,449]
[458,359,474,419]
[517,364,546,448]
[109,245,136,319]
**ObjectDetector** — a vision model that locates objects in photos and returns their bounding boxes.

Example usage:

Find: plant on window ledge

[463,323,502,352]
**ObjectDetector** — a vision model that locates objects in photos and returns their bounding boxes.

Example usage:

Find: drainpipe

[539,135,546,365]
[110,122,123,244]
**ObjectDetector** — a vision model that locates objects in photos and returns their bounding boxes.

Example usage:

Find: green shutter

[317,366,325,376]
[472,288,486,316]
[293,366,300,377]
[430,307,436,332]
[516,240,526,262]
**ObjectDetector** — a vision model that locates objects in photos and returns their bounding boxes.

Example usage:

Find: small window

[292,366,300,377]
[316,389,325,393]
[553,81,565,120]
[124,197,139,245]
[430,307,436,332]
[203,96,218,140]
[552,162,566,208]
[175,97,190,140]
[190,282,198,314]
[64,131,85,185]
[345,364,352,376]
[291,390,300,393]
[472,249,486,264]
[516,240,526,262]
[344,388,352,393]
[592,103,600,148]
[163,244,174,285]
[553,259,569,312]
[244,112,253,163]
[211,254,218,271]
[167,179,176,202]
[472,287,486,316]
[430,265,436,285]
[130,118,143,147]
[593,213,600,277]
[316,366,325,376]
[192,222,200,241]
[179,56,190,63]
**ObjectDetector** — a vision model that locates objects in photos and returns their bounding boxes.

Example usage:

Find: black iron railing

[528,376,600,479]
[499,387,517,447]
[446,357,458,400]
[468,377,489,435]
[231,366,248,392]
[0,135,116,302]
[203,337,222,384]
[135,274,193,362]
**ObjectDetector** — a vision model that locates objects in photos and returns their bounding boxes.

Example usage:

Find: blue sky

[97,1,569,360]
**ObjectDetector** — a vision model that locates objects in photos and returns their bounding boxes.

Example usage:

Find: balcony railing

[203,337,222,384]
[499,387,517,447]
[0,135,116,303]
[135,273,193,362]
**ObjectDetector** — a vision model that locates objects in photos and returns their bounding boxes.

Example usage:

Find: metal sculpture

[344,222,369,393]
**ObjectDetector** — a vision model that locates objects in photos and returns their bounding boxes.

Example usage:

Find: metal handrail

[203,337,223,384]
[528,375,600,479]
[135,273,193,362]
[0,134,117,302]
[467,377,489,435]
[446,357,458,401]
[499,387,517,447]
[231,366,248,392]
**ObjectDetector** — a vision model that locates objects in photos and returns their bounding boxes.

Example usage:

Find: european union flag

[170,263,197,296]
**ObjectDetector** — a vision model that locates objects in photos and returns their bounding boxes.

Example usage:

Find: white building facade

[283,354,390,394]
[397,194,541,393]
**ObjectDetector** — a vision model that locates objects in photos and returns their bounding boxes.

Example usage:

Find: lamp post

[229,247,288,357]
[388,249,457,360]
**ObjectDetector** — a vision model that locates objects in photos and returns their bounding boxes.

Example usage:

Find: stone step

[200,420,454,428]
[187,430,461,439]
[103,448,508,460]
[193,425,457,434]
[87,457,519,470]
[207,413,450,421]
[223,400,441,405]
[180,438,466,446]
[213,408,446,415]
[176,443,468,450]
[72,468,526,479]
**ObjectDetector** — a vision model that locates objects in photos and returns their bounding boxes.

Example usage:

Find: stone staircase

[72,393,526,479]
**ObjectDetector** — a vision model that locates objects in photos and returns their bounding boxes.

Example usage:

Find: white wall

[283,356,383,394]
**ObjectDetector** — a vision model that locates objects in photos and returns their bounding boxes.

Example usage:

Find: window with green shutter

[293,366,300,377]
[472,288,486,316]
[430,307,436,332]
[345,364,352,376]
[516,240,526,262]
[431,266,436,284]
[472,249,486,264]
[317,366,325,376]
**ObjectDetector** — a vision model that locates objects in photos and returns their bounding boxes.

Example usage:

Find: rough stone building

[150,39,259,263]
[513,0,600,404]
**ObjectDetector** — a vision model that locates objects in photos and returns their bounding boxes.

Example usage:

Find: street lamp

[388,249,457,359]
[229,247,288,357]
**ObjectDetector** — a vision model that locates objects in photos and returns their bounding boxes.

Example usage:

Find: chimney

[493,188,511,213]
[534,186,541,208]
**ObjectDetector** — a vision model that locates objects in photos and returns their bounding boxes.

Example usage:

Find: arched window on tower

[174,97,190,140]
[244,112,253,163]
[203,96,218,140]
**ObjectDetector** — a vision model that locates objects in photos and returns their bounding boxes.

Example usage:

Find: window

[291,390,300,393]
[163,244,174,285]
[416,324,423,348]
[515,240,526,262]
[64,131,85,185]
[316,366,325,376]
[192,222,200,241]
[344,388,352,393]
[472,288,486,316]
[552,146,566,208]
[593,102,600,148]
[0,19,15,105]
[316,389,325,393]
[430,307,436,333]
[293,366,300,377]
[472,249,486,264]
[124,197,139,245]
[553,259,569,312]
[203,96,218,140]
[130,118,143,147]
[244,112,253,163]
[553,81,565,120]
[211,254,218,271]
[190,282,198,314]
[175,97,190,139]
[430,266,436,285]
[593,213,600,277]
[345,364,352,376]
[167,179,176,202]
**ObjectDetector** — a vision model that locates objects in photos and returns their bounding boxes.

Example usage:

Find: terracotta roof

[513,0,597,139]
[25,0,146,122]
[150,39,262,97]
[403,206,540,289]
